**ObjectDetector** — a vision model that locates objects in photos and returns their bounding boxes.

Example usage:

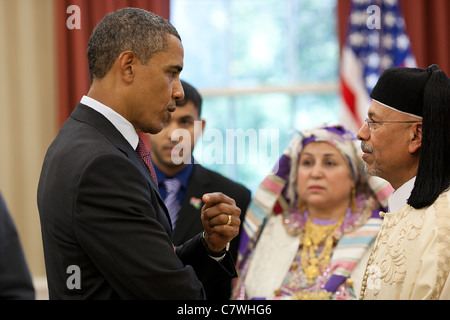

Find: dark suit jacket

[0,193,35,299]
[37,103,236,299]
[171,165,251,299]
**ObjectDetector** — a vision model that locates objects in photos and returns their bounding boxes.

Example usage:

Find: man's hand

[201,192,241,252]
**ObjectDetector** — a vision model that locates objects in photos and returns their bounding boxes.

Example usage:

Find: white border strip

[373,99,423,119]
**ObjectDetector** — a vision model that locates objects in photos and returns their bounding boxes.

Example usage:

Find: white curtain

[0,0,56,283]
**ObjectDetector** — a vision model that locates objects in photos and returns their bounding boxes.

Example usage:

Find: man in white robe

[357,64,450,299]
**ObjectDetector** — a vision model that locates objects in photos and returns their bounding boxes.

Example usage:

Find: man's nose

[357,121,370,141]
[173,79,184,101]
[311,163,324,177]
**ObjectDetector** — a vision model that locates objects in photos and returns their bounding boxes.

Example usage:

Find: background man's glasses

[364,118,421,130]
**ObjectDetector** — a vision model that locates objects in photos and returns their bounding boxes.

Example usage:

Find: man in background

[0,192,35,299]
[149,80,251,299]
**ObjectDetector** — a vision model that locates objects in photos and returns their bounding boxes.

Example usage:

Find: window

[171,0,339,192]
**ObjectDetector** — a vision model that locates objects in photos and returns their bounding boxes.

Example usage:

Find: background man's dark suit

[0,193,35,299]
[171,165,251,299]
[37,104,236,299]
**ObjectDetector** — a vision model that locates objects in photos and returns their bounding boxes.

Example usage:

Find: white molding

[199,82,339,97]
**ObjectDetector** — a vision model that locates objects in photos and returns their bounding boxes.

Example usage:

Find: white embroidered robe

[361,190,450,299]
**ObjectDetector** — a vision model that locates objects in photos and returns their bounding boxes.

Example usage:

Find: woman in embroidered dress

[231,125,393,300]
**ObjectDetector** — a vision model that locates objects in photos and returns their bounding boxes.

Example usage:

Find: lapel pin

[189,197,202,210]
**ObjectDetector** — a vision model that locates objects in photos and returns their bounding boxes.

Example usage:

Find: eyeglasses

[364,118,420,131]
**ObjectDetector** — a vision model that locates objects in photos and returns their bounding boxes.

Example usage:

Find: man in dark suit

[0,193,35,299]
[37,8,241,300]
[149,80,251,299]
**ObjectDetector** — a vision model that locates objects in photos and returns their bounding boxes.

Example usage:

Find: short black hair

[176,80,202,117]
[87,8,180,83]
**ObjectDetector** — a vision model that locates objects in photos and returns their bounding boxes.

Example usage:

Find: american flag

[340,0,416,132]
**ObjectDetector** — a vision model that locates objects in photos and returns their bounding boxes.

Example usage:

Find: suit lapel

[70,103,172,235]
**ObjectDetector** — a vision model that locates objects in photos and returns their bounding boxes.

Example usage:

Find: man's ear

[200,119,206,132]
[117,51,136,82]
[409,122,422,154]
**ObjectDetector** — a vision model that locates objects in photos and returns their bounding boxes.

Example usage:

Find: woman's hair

[87,8,180,83]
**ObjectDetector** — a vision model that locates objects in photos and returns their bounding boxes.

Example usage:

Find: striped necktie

[136,138,158,185]
[163,178,182,229]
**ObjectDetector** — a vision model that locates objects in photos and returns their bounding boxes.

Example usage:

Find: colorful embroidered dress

[232,126,392,300]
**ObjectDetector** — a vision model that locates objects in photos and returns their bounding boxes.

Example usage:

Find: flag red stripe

[340,75,359,124]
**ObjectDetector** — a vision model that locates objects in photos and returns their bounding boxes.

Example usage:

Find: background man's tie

[163,178,182,229]
[136,138,158,185]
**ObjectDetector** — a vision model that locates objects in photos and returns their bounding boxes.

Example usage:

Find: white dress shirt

[387,176,416,212]
[80,95,139,149]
